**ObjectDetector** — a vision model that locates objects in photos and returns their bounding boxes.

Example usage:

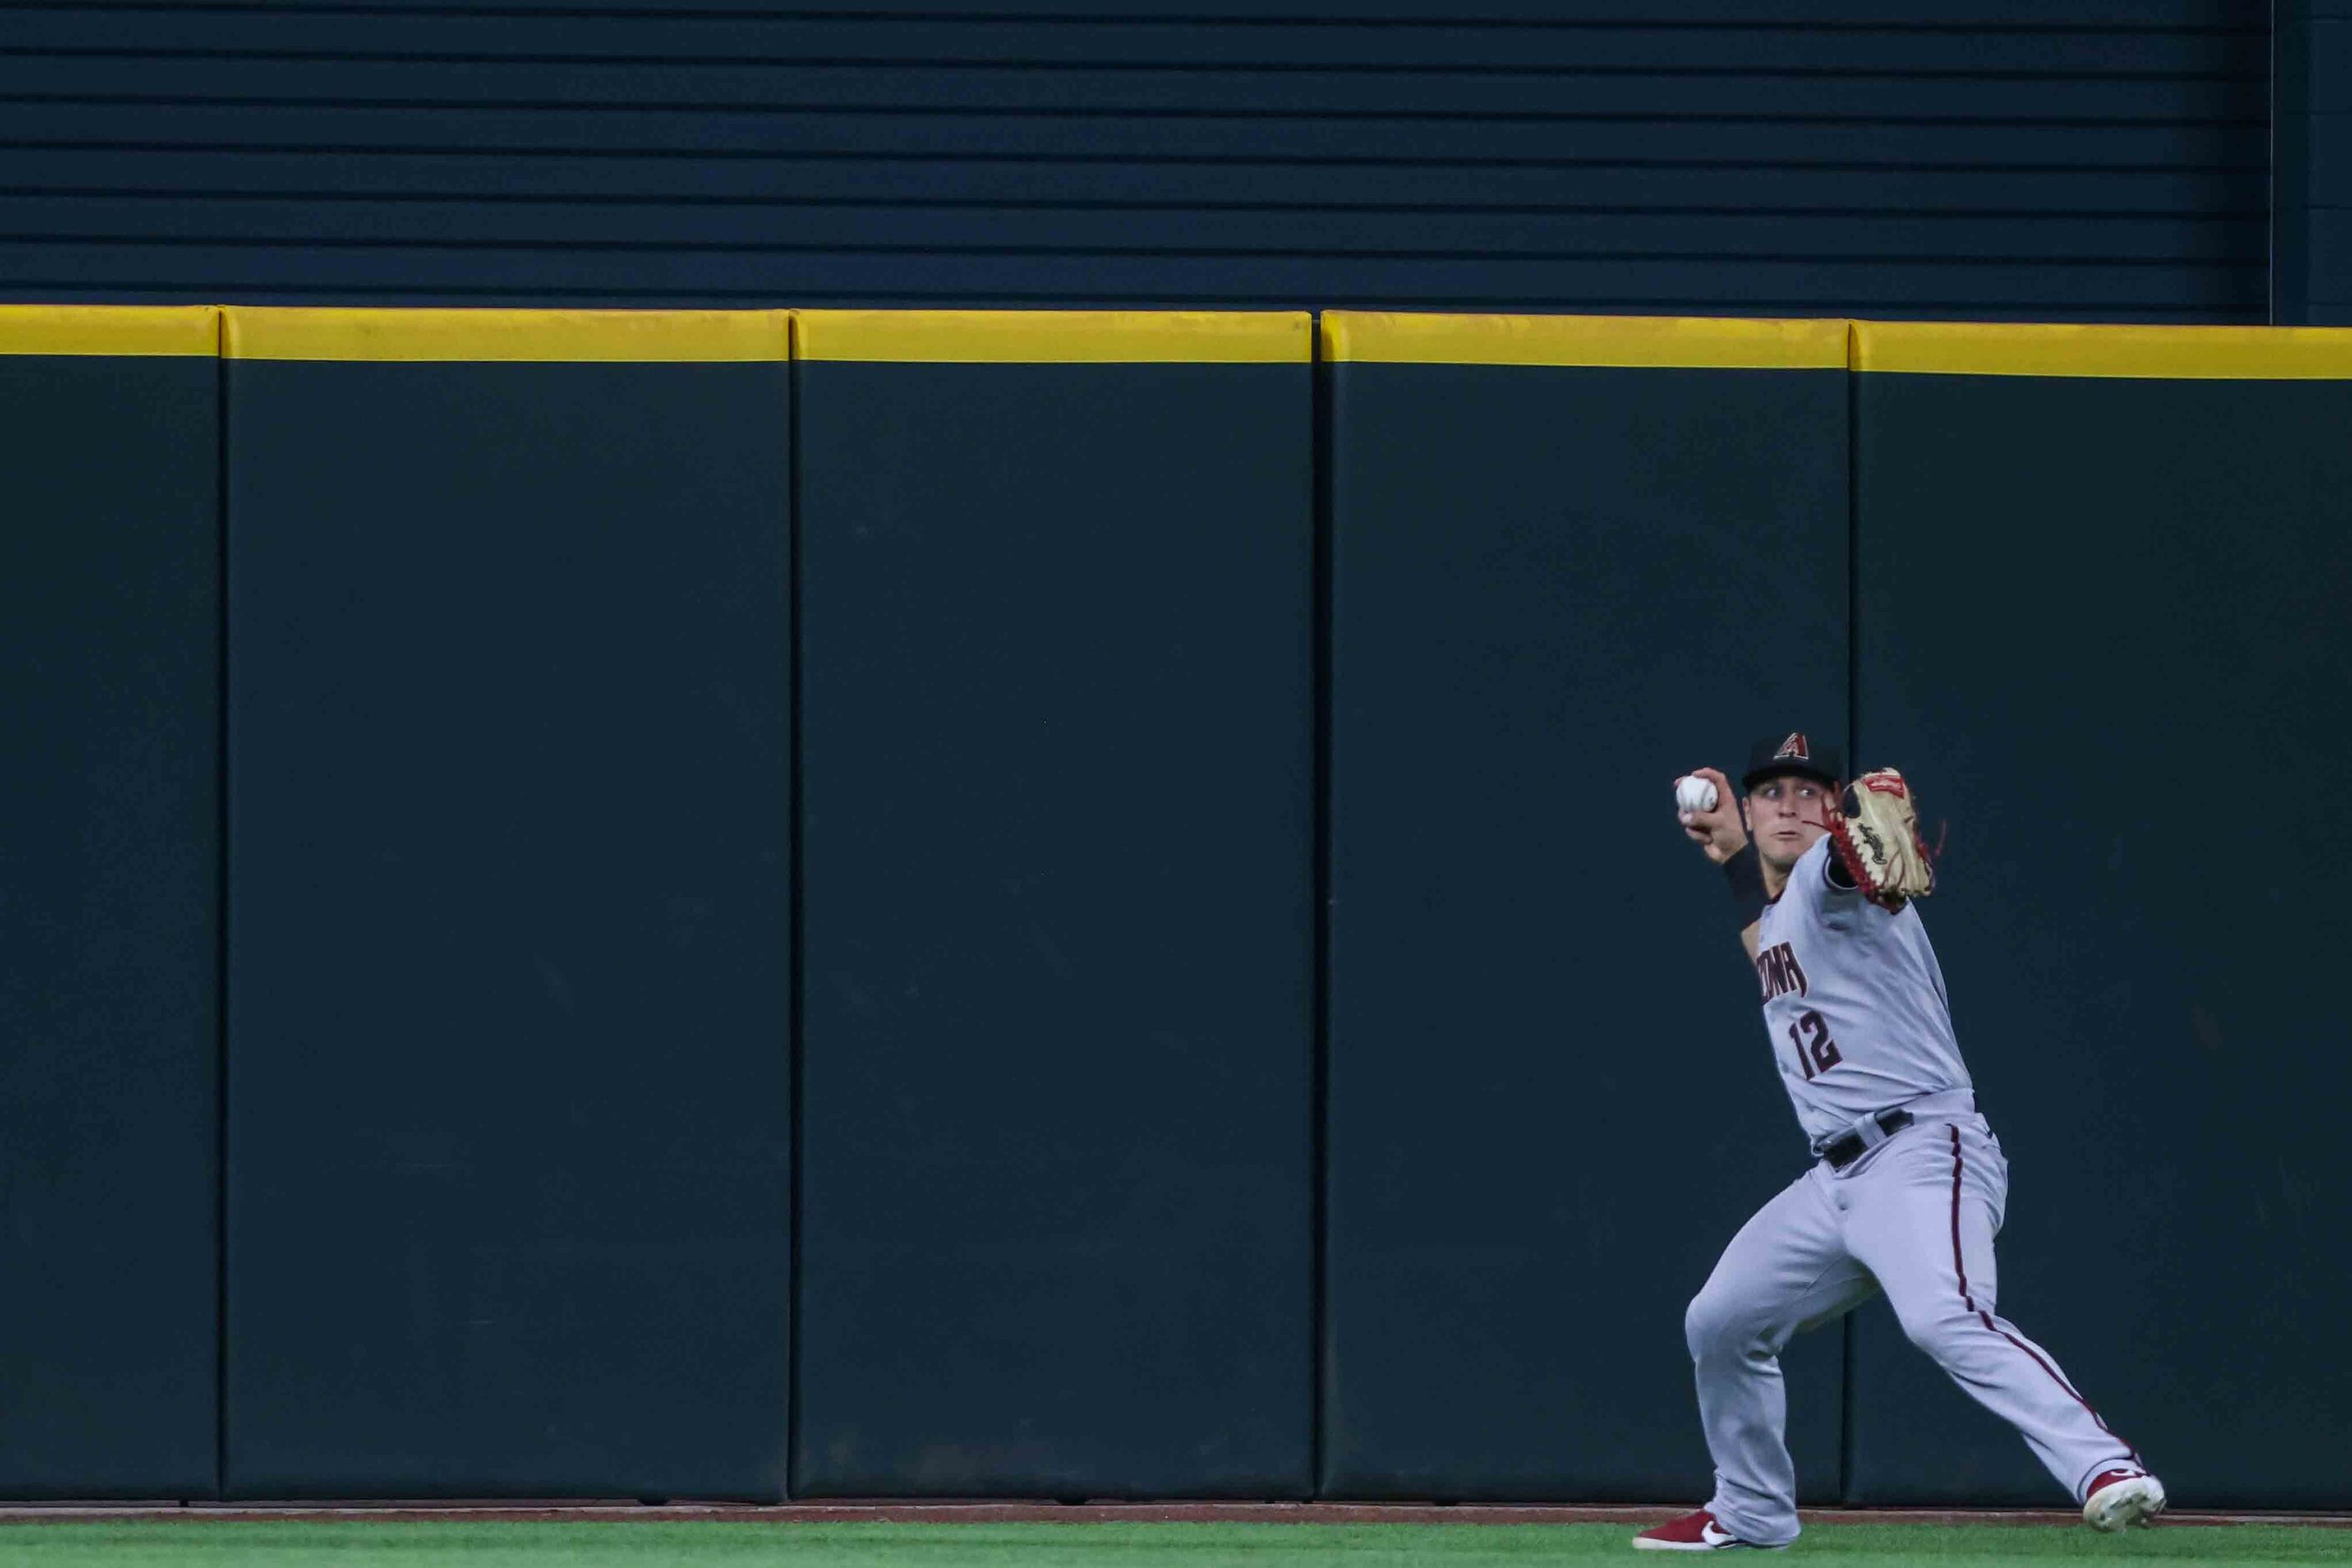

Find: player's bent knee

[1682,1292,1718,1357]
[1684,1287,1761,1360]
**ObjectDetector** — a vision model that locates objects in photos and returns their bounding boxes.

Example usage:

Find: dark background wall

[0,0,2330,1517]
[223,311,793,1499]
[793,314,1314,1500]
[0,0,2272,321]
[1322,317,1849,1502]
[1846,329,2352,1511]
[2300,0,2352,321]
[4,297,2348,1505]
[0,311,219,1497]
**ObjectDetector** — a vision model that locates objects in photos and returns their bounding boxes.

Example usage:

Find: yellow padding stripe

[1323,311,1847,369]
[797,310,1308,363]
[0,306,220,357]
[226,308,786,362]
[1853,321,2352,379]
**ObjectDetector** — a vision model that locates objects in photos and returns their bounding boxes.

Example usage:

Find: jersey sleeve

[1783,836,1866,932]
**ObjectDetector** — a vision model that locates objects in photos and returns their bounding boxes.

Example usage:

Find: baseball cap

[1743,731,1844,793]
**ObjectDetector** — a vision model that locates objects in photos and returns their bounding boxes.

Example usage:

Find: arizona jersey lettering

[1753,836,1970,1145]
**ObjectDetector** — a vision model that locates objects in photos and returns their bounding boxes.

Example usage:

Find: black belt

[1820,1110,1912,1171]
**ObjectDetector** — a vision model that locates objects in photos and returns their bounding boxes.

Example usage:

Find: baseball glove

[1828,767,1936,909]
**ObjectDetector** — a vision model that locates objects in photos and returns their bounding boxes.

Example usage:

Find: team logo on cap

[1774,732,1810,761]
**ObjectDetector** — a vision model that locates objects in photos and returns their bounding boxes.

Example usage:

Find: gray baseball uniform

[1688,836,2141,1546]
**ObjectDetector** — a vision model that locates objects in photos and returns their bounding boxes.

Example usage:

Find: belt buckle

[1823,1107,1914,1171]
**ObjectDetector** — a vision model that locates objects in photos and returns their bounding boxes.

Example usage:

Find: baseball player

[1633,733,2163,1551]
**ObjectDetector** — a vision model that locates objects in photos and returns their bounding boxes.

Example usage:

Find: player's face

[1745,773,1834,869]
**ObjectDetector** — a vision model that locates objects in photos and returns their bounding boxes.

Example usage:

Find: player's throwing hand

[1674,766,1747,864]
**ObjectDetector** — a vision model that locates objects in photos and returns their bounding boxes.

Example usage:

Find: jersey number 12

[1788,1009,1843,1080]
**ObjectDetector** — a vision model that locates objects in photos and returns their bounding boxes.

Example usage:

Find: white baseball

[1675,775,1718,814]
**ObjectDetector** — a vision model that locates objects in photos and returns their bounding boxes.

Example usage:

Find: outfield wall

[221,310,794,1498]
[0,307,2344,1508]
[0,307,220,1498]
[1321,315,1851,1503]
[792,312,1315,1500]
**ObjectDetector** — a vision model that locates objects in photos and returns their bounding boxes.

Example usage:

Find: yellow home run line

[4,306,2352,378]
[795,311,1308,363]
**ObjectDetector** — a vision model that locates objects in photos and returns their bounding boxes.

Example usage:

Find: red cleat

[1631,1509,1776,1552]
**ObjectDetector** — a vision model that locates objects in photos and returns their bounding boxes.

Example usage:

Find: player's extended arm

[1676,766,1763,959]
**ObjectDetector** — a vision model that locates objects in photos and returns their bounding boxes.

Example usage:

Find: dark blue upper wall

[0,0,2266,321]
[2308,0,2352,321]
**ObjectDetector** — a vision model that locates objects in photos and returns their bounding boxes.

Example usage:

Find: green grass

[0,1522,2344,1568]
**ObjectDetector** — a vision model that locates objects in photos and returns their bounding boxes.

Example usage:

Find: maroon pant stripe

[1945,1127,2142,1466]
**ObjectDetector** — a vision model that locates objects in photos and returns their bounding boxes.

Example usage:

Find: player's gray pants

[1686,1114,2139,1546]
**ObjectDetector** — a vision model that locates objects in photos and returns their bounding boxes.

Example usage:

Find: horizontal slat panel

[0,286,2258,322]
[22,0,2267,22]
[0,58,2262,120]
[2315,20,2352,113]
[2307,209,2352,302]
[0,240,2263,304]
[2312,112,2352,205]
[0,3,2266,319]
[0,105,2267,165]
[0,149,2264,215]
[0,197,2265,262]
[0,18,2269,73]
